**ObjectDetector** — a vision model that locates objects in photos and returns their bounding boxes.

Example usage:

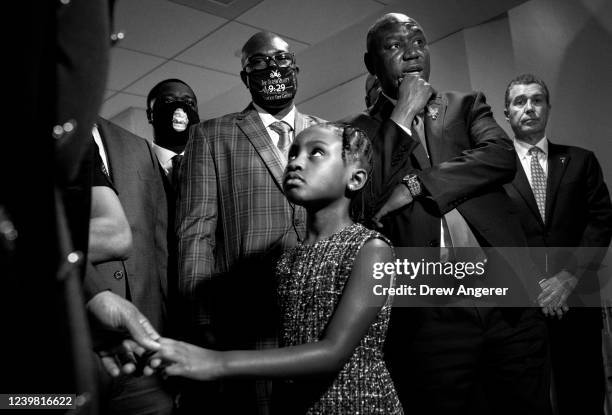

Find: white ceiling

[101,0,528,121]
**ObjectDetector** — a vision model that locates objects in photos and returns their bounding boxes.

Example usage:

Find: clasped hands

[88,291,218,380]
[537,269,577,319]
[372,186,578,321]
[87,291,162,377]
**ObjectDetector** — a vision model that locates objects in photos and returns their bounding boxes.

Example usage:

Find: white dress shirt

[153,143,183,178]
[92,124,110,174]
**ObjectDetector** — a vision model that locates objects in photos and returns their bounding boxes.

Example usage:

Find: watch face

[403,174,415,183]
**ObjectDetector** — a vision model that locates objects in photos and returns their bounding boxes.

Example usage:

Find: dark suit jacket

[177,104,324,347]
[345,92,540,301]
[505,141,612,305]
[93,118,169,333]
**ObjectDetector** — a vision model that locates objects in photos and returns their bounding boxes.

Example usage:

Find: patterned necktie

[528,146,547,222]
[412,113,428,157]
[269,121,293,162]
[171,154,183,189]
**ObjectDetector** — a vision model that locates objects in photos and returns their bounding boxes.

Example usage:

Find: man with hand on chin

[345,13,550,414]
[176,31,323,414]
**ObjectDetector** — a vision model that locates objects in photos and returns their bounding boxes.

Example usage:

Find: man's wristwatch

[402,173,422,198]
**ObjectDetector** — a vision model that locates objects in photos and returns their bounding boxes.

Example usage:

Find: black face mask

[246,66,298,109]
[152,101,199,150]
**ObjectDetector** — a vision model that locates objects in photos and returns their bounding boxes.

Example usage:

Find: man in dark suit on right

[504,73,612,415]
[345,13,550,414]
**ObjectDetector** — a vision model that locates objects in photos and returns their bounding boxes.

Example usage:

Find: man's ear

[240,70,249,89]
[146,108,154,124]
[348,168,368,192]
[364,52,376,76]
[503,108,509,121]
[147,97,156,124]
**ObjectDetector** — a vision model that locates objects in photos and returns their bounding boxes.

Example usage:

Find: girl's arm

[157,237,394,380]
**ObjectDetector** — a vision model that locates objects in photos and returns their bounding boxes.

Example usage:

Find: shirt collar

[153,143,183,167]
[514,136,548,160]
[253,103,296,130]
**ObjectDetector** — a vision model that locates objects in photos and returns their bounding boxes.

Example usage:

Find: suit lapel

[237,106,285,193]
[546,142,570,224]
[511,156,544,226]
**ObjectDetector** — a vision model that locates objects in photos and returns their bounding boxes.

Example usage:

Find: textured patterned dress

[274,223,403,414]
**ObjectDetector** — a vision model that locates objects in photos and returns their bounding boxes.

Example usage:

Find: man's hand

[390,75,433,128]
[540,302,570,319]
[372,183,413,228]
[87,291,161,377]
[538,270,577,319]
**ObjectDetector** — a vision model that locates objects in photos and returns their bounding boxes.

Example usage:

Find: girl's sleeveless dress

[275,223,403,414]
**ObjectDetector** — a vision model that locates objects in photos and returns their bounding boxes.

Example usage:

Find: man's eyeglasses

[244,52,296,72]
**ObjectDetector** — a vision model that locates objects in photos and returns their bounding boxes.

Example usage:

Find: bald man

[176,32,324,413]
[344,13,550,414]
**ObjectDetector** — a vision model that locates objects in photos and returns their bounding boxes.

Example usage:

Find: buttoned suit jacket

[345,92,540,300]
[505,141,612,306]
[93,118,169,333]
[177,104,324,347]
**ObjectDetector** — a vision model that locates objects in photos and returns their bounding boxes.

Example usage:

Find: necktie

[170,154,183,189]
[528,146,547,222]
[412,114,428,157]
[269,121,292,162]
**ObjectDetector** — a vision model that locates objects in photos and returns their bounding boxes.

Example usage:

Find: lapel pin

[560,156,566,164]
[427,105,439,120]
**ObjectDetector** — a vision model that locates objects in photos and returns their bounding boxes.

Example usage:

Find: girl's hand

[156,337,224,381]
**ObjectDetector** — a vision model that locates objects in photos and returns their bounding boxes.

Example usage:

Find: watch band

[402,174,422,197]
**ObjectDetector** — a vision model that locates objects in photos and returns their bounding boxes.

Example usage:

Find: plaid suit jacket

[176,104,324,347]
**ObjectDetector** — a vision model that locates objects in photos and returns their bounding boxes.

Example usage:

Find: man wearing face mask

[146,79,200,353]
[176,32,324,414]
[147,78,200,188]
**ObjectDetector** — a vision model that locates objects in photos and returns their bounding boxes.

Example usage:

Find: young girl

[156,123,402,414]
